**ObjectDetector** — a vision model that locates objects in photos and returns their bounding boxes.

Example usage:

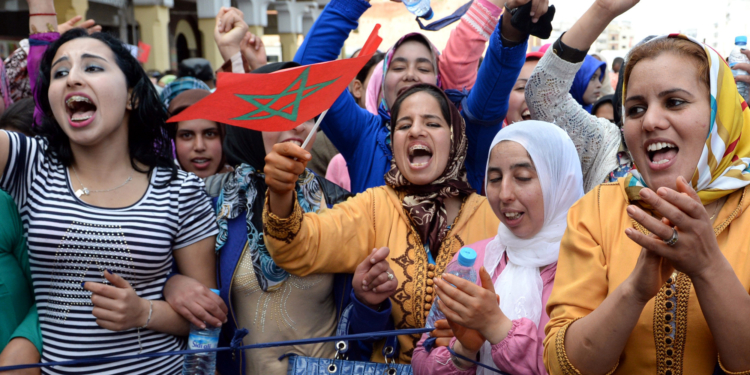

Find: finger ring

[387,272,394,281]
[664,228,678,246]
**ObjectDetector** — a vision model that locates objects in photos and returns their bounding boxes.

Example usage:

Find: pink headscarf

[365,60,384,115]
[365,33,442,115]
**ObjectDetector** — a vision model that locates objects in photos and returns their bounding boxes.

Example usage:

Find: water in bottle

[403,0,434,20]
[425,248,478,329]
[182,289,222,375]
[728,36,750,101]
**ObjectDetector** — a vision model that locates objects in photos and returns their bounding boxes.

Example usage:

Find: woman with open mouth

[196,16,376,370]
[543,0,750,374]
[294,0,550,194]
[0,1,225,373]
[262,84,502,364]
[411,121,583,375]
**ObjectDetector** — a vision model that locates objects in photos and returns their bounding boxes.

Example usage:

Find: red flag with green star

[167,25,382,132]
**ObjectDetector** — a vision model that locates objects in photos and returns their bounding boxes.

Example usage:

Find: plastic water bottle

[729,36,750,101]
[182,289,222,375]
[425,248,478,329]
[403,0,434,20]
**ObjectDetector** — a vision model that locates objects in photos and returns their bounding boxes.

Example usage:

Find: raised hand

[562,0,639,51]
[214,7,249,61]
[352,247,398,309]
[240,31,267,71]
[264,142,310,195]
[164,274,228,329]
[58,15,102,35]
[592,0,641,19]
[504,0,549,23]
[83,270,151,331]
[264,142,311,217]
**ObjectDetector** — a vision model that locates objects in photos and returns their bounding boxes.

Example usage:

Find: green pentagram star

[232,67,338,121]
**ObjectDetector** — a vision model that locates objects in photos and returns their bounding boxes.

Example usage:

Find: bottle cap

[210,288,220,296]
[457,248,477,267]
[736,36,747,46]
[422,8,434,20]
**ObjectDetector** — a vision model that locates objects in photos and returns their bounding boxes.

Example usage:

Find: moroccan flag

[167,25,383,132]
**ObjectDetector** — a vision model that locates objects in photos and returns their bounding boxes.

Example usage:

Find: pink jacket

[365,0,502,114]
[325,153,351,191]
[412,238,556,375]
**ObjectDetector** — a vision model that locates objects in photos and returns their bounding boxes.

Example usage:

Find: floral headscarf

[384,84,473,257]
[624,34,750,205]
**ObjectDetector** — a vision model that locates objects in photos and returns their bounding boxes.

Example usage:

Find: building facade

[0,0,328,72]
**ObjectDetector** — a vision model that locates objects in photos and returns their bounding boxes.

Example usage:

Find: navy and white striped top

[0,131,218,375]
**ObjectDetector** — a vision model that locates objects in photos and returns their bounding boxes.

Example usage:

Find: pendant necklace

[72,166,133,198]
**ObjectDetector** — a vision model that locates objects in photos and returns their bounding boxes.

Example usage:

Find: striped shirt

[0,131,218,375]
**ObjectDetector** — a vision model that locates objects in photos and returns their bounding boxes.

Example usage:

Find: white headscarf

[478,121,583,374]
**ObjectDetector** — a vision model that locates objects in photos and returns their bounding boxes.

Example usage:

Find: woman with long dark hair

[0,1,220,373]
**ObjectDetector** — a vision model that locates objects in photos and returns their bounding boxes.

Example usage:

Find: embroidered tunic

[544,178,750,374]
[263,186,499,363]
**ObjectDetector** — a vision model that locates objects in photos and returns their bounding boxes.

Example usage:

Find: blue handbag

[282,304,413,375]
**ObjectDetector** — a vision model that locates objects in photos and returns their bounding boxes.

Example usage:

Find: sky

[335,0,744,60]
[549,0,748,55]
[551,0,722,42]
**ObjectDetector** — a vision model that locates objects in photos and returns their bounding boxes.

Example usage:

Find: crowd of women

[2,0,750,373]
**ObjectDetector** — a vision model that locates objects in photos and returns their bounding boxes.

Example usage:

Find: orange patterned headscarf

[624,34,750,205]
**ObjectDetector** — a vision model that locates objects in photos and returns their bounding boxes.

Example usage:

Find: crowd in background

[2,0,750,374]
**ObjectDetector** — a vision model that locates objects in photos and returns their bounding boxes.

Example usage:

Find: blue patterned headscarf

[215,164,324,291]
[160,77,210,108]
[570,55,606,113]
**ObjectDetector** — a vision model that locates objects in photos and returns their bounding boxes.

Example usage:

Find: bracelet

[30,12,57,16]
[30,23,56,35]
[141,300,153,329]
[503,2,518,15]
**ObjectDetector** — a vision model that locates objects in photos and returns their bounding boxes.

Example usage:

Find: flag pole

[301,109,329,149]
